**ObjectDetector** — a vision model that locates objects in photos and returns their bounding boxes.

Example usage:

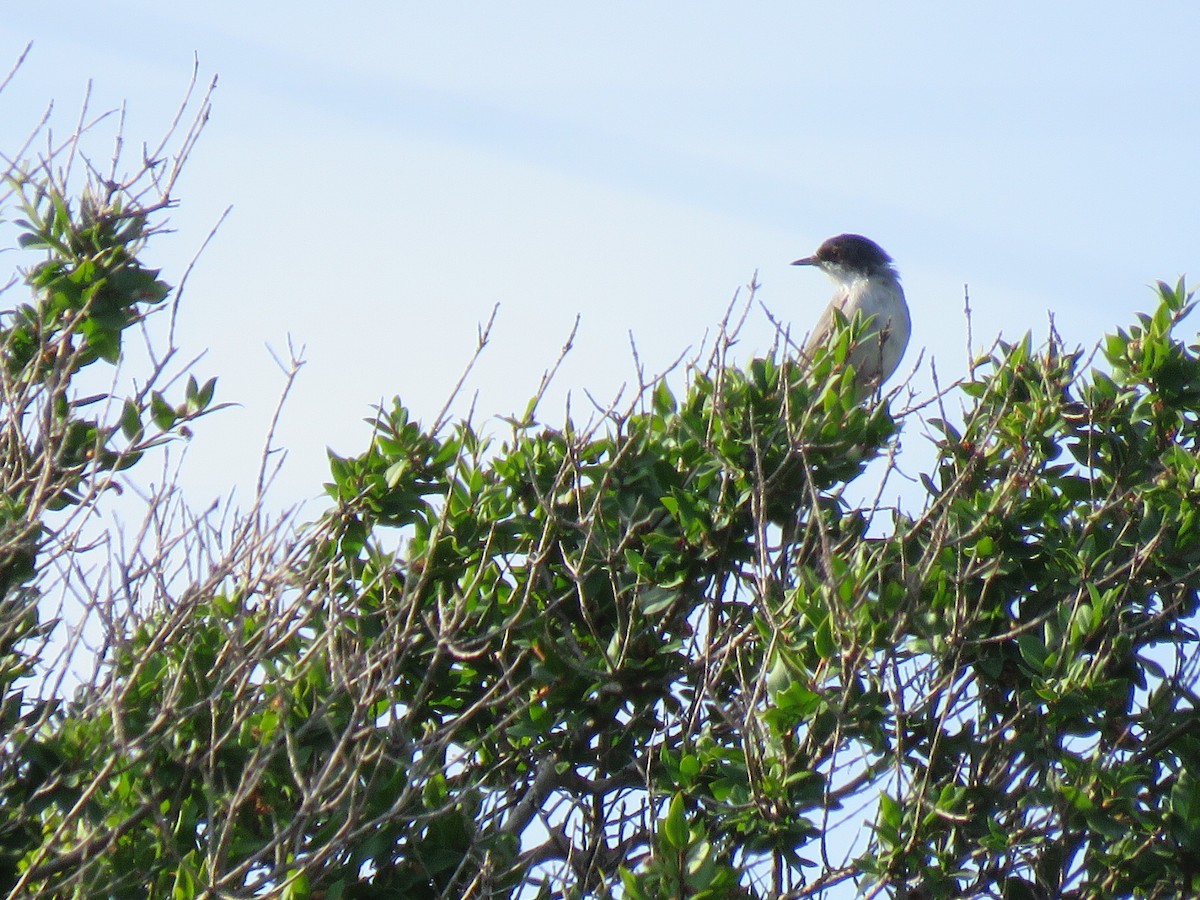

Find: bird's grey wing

[803,293,847,355]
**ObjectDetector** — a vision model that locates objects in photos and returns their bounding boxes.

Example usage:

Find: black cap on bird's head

[791,234,894,275]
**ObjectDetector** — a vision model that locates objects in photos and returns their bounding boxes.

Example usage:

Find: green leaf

[1016,632,1048,673]
[813,614,835,660]
[120,398,144,441]
[195,377,217,410]
[653,380,677,414]
[150,391,177,431]
[875,792,902,849]
[384,459,409,489]
[679,754,701,781]
[661,793,688,851]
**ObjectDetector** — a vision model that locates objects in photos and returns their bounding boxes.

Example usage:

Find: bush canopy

[1,90,1198,900]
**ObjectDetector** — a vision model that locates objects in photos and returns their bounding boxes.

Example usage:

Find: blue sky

[3,4,1200,511]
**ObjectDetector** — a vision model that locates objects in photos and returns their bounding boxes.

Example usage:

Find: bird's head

[791,234,896,281]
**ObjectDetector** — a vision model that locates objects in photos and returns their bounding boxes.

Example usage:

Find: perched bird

[792,234,911,397]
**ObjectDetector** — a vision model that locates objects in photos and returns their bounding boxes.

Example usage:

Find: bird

[791,234,911,397]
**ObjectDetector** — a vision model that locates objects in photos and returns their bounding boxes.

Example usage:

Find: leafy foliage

[1,100,1199,899]
[0,167,229,892]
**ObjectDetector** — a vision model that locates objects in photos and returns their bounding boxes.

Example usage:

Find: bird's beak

[791,256,817,267]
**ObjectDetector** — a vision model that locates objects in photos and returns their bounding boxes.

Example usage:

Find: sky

[3,3,1200,516]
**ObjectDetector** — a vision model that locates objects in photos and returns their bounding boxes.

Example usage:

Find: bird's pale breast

[804,275,910,392]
